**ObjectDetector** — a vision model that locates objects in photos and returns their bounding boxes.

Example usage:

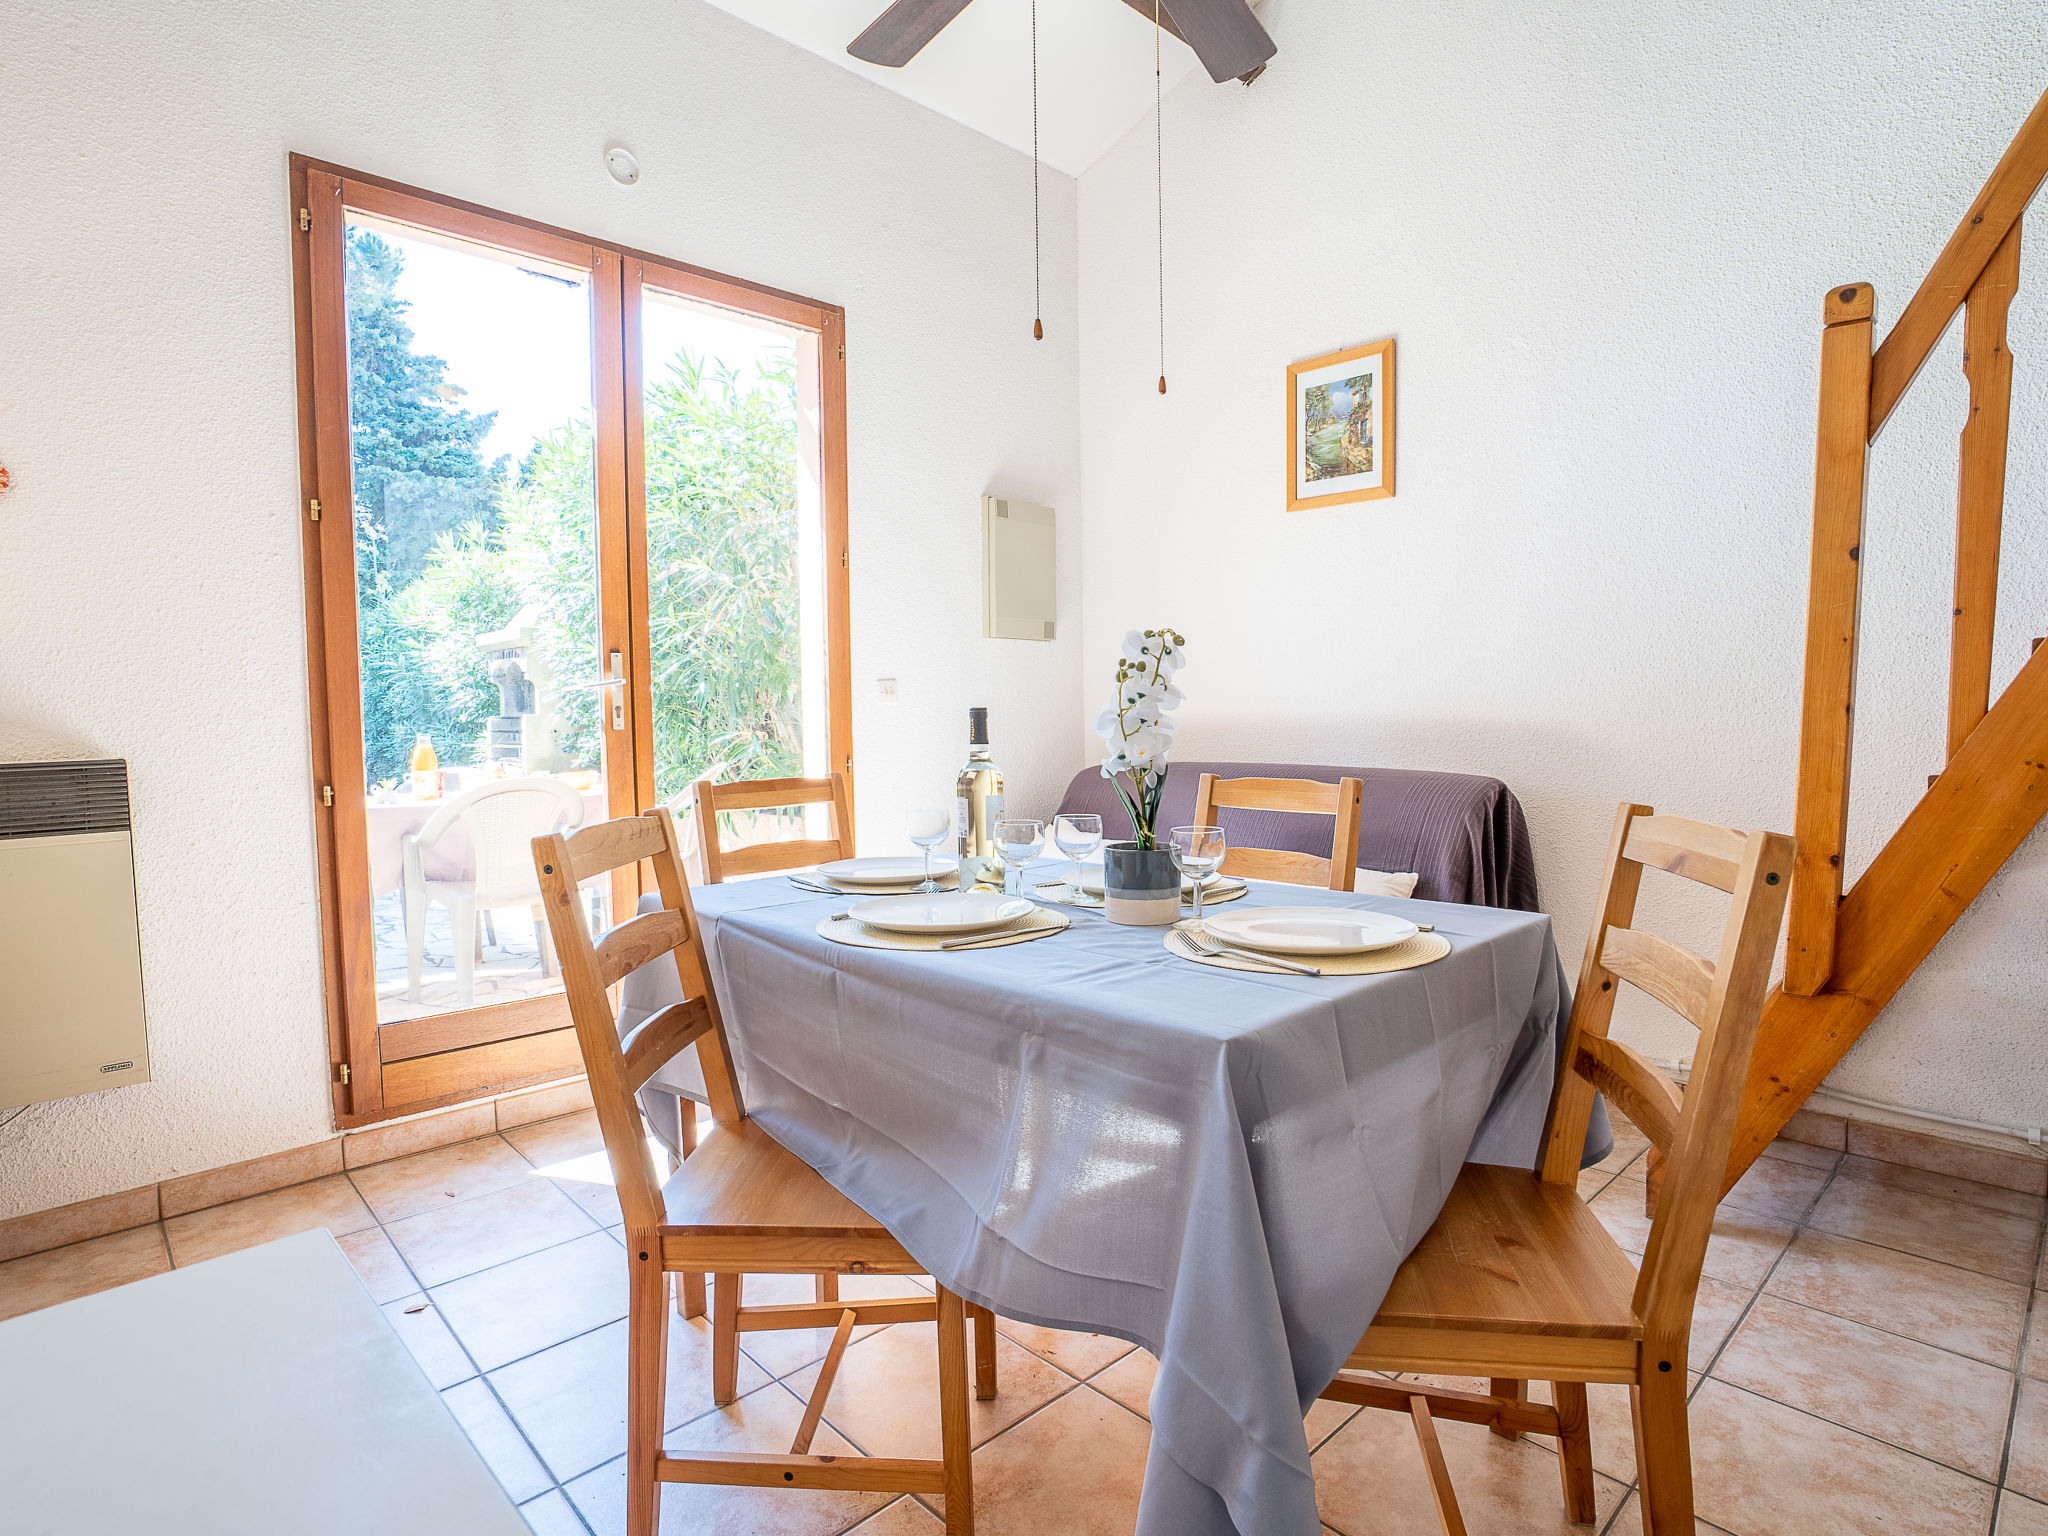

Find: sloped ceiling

[702,0,1222,176]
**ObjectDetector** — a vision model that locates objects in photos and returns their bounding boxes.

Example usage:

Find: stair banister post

[1785,283,1874,998]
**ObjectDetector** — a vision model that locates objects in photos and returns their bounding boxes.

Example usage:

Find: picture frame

[1286,337,1395,511]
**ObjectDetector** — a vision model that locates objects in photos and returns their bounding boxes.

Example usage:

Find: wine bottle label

[986,793,1005,821]
[956,797,970,836]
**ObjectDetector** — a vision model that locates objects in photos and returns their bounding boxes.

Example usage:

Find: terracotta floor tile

[432,1231,629,1372]
[514,1489,587,1536]
[336,1225,418,1304]
[551,1170,624,1229]
[2011,1378,2048,1503]
[1592,1115,1651,1177]
[386,1177,598,1288]
[845,1496,945,1533]
[1759,1137,1841,1171]
[1089,1345,1156,1418]
[383,1293,478,1390]
[1311,1385,1625,1534]
[1591,1175,1795,1288]
[1834,1153,2048,1221]
[729,1272,909,1377]
[1807,1174,2039,1283]
[488,1313,771,1483]
[2027,1292,2048,1383]
[1712,1294,2014,1478]
[1721,1155,1831,1225]
[349,1134,538,1223]
[1687,1274,1757,1363]
[959,1386,1151,1536]
[0,1224,169,1321]
[162,1175,375,1266]
[2003,1492,2048,1535]
[503,1108,607,1167]
[787,1319,1077,1457]
[993,1314,1136,1378]
[1603,1489,1738,1534]
[443,1377,553,1503]
[564,1384,891,1536]
[1766,1228,2029,1367]
[1684,1377,1998,1535]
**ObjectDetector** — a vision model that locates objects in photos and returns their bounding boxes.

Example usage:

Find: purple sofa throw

[1055,760,1541,911]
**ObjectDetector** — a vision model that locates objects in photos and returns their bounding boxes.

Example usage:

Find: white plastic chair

[402,777,589,1006]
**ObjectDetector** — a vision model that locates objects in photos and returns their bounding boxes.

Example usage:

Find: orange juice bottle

[410,733,440,799]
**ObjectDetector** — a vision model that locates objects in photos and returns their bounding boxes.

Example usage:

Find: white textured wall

[1078,0,2048,1126]
[0,0,1081,1217]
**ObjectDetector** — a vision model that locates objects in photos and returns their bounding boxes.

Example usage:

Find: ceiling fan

[849,0,1275,85]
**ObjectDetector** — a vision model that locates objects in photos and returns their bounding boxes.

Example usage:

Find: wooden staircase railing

[1721,82,2048,1192]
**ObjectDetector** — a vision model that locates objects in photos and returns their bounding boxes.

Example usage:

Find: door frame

[288,156,851,1126]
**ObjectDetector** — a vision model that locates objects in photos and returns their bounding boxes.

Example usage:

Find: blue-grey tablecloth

[620,875,1571,1536]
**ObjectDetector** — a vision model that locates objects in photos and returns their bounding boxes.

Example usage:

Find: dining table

[619,862,1580,1536]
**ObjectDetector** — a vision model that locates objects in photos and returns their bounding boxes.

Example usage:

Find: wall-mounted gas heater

[0,759,149,1109]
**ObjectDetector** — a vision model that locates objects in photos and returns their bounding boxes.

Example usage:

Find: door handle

[606,650,625,732]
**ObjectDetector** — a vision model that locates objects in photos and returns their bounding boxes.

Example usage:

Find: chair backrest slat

[1536,800,1793,1376]
[1574,1033,1684,1151]
[566,816,668,887]
[593,908,688,991]
[620,998,714,1094]
[1620,813,1746,894]
[1192,773,1365,893]
[533,808,748,1233]
[694,772,853,884]
[1598,926,1716,1028]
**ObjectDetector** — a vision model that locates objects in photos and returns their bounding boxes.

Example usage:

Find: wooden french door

[291,158,848,1126]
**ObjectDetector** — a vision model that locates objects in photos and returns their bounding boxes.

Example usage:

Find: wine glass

[1167,825,1228,923]
[906,808,953,893]
[995,817,1044,895]
[1053,813,1103,899]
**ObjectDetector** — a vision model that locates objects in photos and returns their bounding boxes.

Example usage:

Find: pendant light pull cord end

[1158,377,1167,395]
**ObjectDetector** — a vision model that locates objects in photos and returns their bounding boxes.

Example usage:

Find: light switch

[876,677,898,699]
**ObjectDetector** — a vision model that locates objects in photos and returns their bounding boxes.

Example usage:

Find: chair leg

[712,1272,741,1404]
[530,902,556,978]
[679,1100,700,1157]
[1488,1379,1524,1439]
[1552,1381,1597,1523]
[1407,1396,1469,1536]
[482,909,497,949]
[970,1303,998,1400]
[452,893,476,1006]
[935,1287,976,1535]
[1632,1371,1695,1533]
[405,889,426,1002]
[816,1273,840,1304]
[626,1236,671,1536]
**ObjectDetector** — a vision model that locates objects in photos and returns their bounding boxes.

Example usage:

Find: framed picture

[1286,337,1394,511]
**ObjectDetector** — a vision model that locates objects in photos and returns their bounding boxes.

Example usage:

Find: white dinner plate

[846,892,1038,936]
[818,856,960,886]
[1078,868,1242,897]
[1200,906,1418,956]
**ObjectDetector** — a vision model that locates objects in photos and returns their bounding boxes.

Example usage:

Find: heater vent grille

[0,759,132,841]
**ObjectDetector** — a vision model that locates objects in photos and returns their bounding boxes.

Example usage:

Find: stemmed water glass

[995,817,1045,895]
[1167,825,1228,924]
[906,808,953,894]
[1053,813,1103,900]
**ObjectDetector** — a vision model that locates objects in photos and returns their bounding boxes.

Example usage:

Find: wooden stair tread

[662,1118,893,1235]
[1373,1165,1642,1340]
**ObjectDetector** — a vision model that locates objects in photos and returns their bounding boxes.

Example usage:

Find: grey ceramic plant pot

[1102,841,1180,926]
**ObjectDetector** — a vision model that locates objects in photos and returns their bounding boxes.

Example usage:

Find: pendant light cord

[1155,0,1166,394]
[1032,0,1043,340]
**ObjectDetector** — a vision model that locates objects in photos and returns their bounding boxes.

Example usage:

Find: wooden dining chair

[532,809,994,1536]
[691,772,853,885]
[1315,802,1793,1535]
[1190,772,1365,891]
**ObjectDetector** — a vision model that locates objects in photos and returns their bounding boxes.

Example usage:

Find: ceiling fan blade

[1114,0,1187,44]
[848,0,977,67]
[1155,0,1275,83]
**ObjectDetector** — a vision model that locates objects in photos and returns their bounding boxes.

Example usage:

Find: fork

[1175,927,1323,976]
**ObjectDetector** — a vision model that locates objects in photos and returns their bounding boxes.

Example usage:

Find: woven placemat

[1163,921,1451,976]
[818,904,1071,952]
[1031,878,1249,910]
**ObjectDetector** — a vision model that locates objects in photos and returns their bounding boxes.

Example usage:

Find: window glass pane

[640,289,824,842]
[344,217,608,1023]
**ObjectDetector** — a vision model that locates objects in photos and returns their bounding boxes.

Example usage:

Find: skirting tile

[343,1102,497,1169]
[0,1183,159,1264]
[159,1138,344,1218]
[495,1077,593,1130]
[1779,1108,1849,1150]
[1846,1120,2048,1198]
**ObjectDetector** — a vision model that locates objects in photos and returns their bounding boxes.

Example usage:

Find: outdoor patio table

[619,874,1569,1536]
